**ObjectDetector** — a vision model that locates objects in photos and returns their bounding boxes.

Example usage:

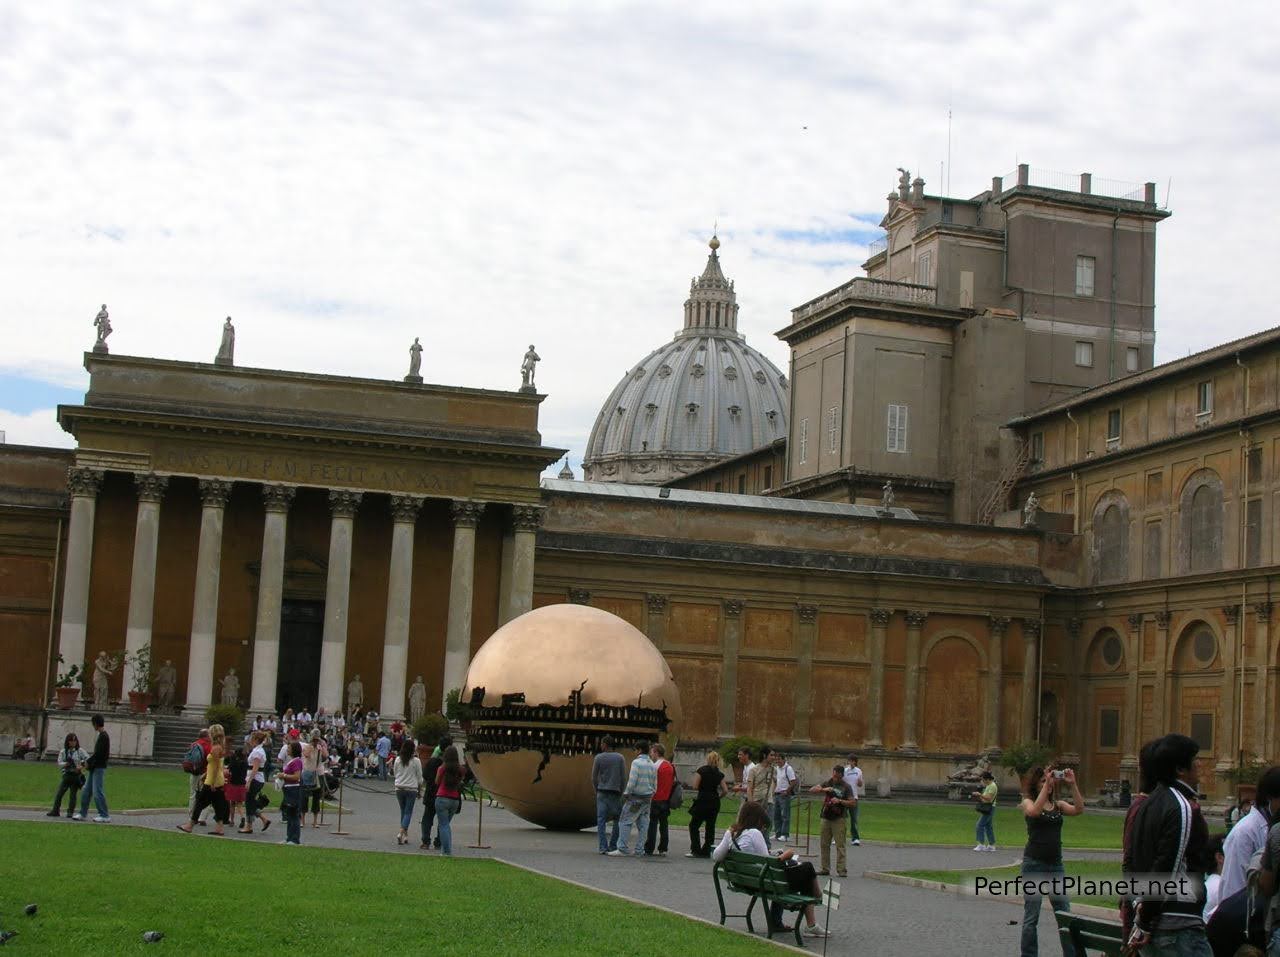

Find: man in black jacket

[73,715,110,823]
[1122,733,1211,955]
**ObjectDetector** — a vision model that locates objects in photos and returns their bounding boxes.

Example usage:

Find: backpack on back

[181,741,207,776]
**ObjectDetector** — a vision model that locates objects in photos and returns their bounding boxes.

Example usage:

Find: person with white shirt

[736,747,755,795]
[772,752,798,842]
[240,731,272,834]
[844,753,865,845]
[1217,767,1280,904]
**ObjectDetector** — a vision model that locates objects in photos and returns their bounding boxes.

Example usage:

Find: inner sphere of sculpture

[463,603,682,831]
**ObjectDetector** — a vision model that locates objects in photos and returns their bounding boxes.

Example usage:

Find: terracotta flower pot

[127,691,151,714]
[54,687,81,710]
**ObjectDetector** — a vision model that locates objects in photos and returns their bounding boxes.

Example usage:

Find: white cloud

[2,1,1277,470]
[0,409,74,449]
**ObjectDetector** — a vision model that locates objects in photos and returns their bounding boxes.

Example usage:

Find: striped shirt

[624,754,657,798]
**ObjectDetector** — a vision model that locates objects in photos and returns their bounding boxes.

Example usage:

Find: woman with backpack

[433,746,464,856]
[48,732,87,817]
[393,738,424,845]
[178,724,231,836]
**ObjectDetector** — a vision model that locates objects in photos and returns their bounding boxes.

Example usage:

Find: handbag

[668,778,684,810]
[975,801,993,814]
[783,859,818,893]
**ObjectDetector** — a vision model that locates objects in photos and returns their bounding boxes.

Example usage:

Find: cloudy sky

[2,2,1275,473]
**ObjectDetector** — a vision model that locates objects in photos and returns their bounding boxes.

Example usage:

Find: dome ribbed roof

[583,238,789,484]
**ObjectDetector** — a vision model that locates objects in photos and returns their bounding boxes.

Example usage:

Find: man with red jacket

[644,742,675,856]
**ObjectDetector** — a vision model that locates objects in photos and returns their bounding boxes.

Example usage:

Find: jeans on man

[377,754,388,781]
[975,809,995,845]
[819,814,847,875]
[596,790,622,852]
[1020,857,1075,957]
[188,772,205,821]
[615,796,652,855]
[773,794,792,837]
[644,798,670,854]
[1146,928,1213,956]
[79,767,107,819]
[848,800,860,841]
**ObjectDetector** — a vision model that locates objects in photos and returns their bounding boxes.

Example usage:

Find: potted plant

[126,643,155,714]
[53,655,82,710]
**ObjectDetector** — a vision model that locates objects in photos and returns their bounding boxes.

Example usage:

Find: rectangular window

[737,474,746,495]
[1197,380,1213,415]
[1126,347,1140,373]
[886,404,909,453]
[1246,498,1262,568]
[763,465,772,489]
[915,251,932,285]
[827,406,838,453]
[1075,255,1096,296]
[798,418,808,464]
[1248,446,1264,484]
[1106,409,1121,447]
[1029,432,1044,464]
[713,481,722,493]
[1190,713,1214,752]
[1144,521,1163,579]
[1099,708,1120,749]
[1075,341,1094,368]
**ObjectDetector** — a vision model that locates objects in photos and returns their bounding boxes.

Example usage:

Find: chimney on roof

[1080,172,1092,195]
[992,175,1003,195]
[1017,163,1029,187]
[1144,182,1157,205]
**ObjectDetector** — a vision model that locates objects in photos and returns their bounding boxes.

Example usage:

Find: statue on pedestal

[155,659,178,712]
[347,674,364,712]
[219,667,239,707]
[91,651,117,710]
[1023,492,1040,528]
[93,304,112,353]
[405,337,423,382]
[520,344,540,392]
[881,480,895,509]
[215,317,235,366]
[407,676,427,725]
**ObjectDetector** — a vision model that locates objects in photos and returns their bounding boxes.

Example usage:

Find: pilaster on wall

[901,610,927,751]
[645,594,668,649]
[987,617,1010,752]
[1020,618,1041,744]
[865,608,890,748]
[1219,604,1240,771]
[1254,603,1271,761]
[1153,611,1171,738]
[717,598,744,738]
[1120,613,1143,776]
[792,604,818,743]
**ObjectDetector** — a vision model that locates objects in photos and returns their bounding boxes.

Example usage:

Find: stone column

[865,608,890,748]
[122,473,168,694]
[645,594,668,649]
[1254,603,1271,760]
[1218,604,1240,771]
[986,617,1010,752]
[1121,613,1143,774]
[317,490,362,714]
[1063,618,1084,759]
[249,484,295,713]
[441,500,485,710]
[505,504,544,623]
[717,599,744,738]
[1153,612,1171,735]
[1020,618,1041,743]
[378,495,422,721]
[792,604,818,743]
[54,467,103,692]
[901,610,928,751]
[184,479,232,713]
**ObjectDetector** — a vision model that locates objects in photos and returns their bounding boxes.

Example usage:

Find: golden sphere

[462,604,682,830]
[709,234,720,250]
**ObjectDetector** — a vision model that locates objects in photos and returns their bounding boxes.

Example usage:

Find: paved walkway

[2,781,1115,955]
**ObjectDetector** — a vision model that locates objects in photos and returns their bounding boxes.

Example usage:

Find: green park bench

[1054,909,1126,956]
[712,850,823,948]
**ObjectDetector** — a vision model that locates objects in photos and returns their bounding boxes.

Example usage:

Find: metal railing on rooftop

[792,276,937,321]
[867,236,888,257]
[997,165,1151,203]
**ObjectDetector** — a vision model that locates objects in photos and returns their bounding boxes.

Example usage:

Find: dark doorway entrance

[277,599,324,714]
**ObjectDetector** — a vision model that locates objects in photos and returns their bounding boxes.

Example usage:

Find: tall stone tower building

[582,237,788,484]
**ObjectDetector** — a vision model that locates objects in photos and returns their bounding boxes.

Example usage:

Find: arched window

[1092,492,1129,584]
[1181,470,1224,573]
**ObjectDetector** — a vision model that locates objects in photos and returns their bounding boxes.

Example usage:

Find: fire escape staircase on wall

[977,440,1031,525]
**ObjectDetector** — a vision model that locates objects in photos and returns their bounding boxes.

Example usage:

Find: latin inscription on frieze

[157,445,465,494]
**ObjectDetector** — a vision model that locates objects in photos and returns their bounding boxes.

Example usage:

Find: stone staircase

[150,714,206,767]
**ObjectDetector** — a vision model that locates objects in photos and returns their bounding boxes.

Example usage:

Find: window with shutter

[886,404,908,453]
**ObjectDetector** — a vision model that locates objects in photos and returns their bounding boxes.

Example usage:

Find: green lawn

[0,821,778,953]
[670,797,1124,850]
[0,762,189,809]
[890,859,1125,907]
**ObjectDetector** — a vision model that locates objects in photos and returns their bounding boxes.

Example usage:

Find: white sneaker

[606,849,625,857]
[985,845,997,852]
[851,839,861,846]
[93,816,110,823]
[71,813,83,821]
[973,844,985,851]
[804,925,829,938]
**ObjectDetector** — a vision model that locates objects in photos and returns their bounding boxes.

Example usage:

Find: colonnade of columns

[53,466,543,720]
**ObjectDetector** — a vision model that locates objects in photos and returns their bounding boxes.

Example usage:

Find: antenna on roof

[1163,178,1172,210]
[946,106,952,195]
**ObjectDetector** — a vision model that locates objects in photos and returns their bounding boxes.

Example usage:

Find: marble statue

[91,650,117,710]
[219,667,239,707]
[155,659,178,712]
[93,304,112,352]
[881,480,895,509]
[407,337,423,379]
[520,344,540,391]
[947,752,992,785]
[408,675,427,724]
[897,167,910,199]
[1023,492,1040,527]
[215,317,235,366]
[347,673,364,712]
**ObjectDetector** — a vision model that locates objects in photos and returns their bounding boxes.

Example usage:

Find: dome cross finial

[709,220,719,251]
